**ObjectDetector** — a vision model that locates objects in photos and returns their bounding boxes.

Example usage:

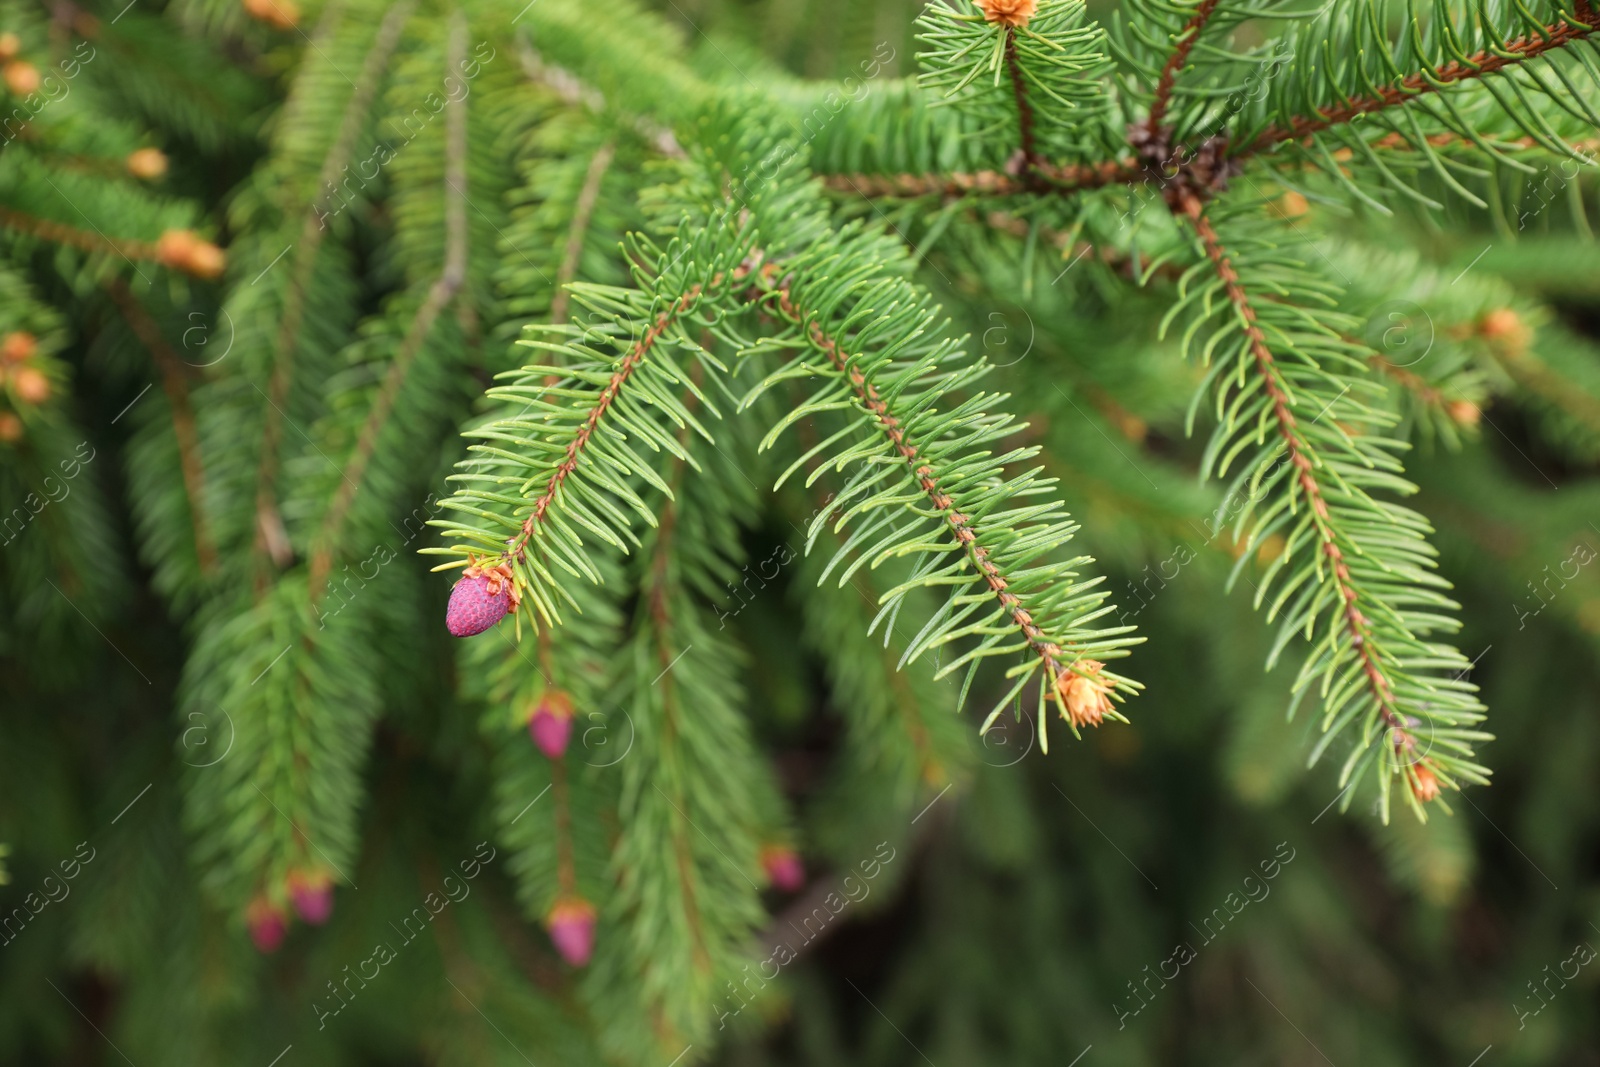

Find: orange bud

[976,0,1037,26]
[3,60,39,96]
[186,240,226,279]
[1411,763,1441,803]
[0,33,20,61]
[1,331,36,364]
[156,230,226,280]
[1477,308,1523,340]
[243,0,301,30]
[1053,660,1113,729]
[126,147,168,180]
[0,411,22,442]
[1278,191,1309,218]
[156,228,196,265]
[1445,399,1481,427]
[11,366,49,405]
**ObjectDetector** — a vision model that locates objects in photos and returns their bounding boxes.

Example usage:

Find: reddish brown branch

[1239,7,1600,159]
[103,278,217,573]
[508,287,701,564]
[1003,27,1040,171]
[1146,0,1222,138]
[1175,191,1403,730]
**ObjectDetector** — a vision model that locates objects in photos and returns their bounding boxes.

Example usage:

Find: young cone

[445,563,516,637]
[760,845,805,892]
[3,61,39,96]
[126,148,169,180]
[1,332,35,363]
[245,897,288,953]
[10,367,49,405]
[545,897,597,966]
[243,0,301,30]
[976,0,1037,27]
[1053,660,1113,729]
[527,689,575,759]
[286,869,334,925]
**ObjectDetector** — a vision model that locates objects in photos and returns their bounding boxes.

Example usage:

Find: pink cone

[246,898,288,953]
[760,845,805,892]
[528,690,575,760]
[287,869,334,925]
[546,897,596,966]
[446,571,512,637]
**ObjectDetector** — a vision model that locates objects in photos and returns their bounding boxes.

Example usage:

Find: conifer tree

[2,0,1599,1063]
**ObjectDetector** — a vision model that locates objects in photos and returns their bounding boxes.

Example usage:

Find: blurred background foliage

[1,0,1598,1064]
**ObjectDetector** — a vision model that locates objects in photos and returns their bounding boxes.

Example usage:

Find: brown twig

[1145,0,1222,138]
[1003,26,1040,172]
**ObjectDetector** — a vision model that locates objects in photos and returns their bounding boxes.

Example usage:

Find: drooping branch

[252,0,416,572]
[1174,191,1406,734]
[1144,0,1222,138]
[103,277,217,574]
[309,10,470,596]
[550,140,617,326]
[1236,6,1600,161]
[754,269,1108,706]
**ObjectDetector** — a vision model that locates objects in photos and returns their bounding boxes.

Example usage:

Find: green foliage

[3,0,1600,1064]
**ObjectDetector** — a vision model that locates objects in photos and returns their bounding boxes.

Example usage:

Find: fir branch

[819,157,1143,199]
[309,10,470,596]
[1485,335,1600,431]
[251,0,416,571]
[1170,190,1490,818]
[1177,191,1406,732]
[549,140,617,327]
[746,261,1136,746]
[102,278,217,574]
[1144,0,1222,138]
[0,205,159,261]
[1236,4,1600,161]
[510,281,712,554]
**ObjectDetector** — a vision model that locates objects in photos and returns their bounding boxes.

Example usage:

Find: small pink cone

[760,845,805,892]
[446,571,512,637]
[528,690,575,760]
[246,898,288,953]
[546,897,596,966]
[287,869,334,925]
